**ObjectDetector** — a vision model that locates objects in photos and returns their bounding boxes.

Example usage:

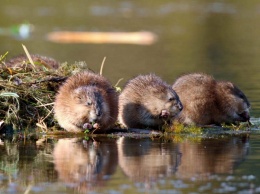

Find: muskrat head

[219,82,250,123]
[161,90,183,119]
[72,86,106,129]
[149,88,183,120]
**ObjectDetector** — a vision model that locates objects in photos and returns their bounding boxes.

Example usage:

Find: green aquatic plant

[221,122,251,131]
[164,122,203,134]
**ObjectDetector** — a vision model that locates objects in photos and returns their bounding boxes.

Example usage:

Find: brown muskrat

[118,74,183,129]
[54,71,118,133]
[172,73,250,126]
[5,54,59,70]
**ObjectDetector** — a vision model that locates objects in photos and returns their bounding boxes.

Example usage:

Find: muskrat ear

[225,82,234,88]
[218,81,234,90]
[74,87,83,95]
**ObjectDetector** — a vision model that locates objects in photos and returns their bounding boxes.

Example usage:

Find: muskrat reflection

[176,135,249,180]
[117,137,181,182]
[53,138,118,192]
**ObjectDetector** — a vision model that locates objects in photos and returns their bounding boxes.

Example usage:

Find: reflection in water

[117,135,249,184]
[176,135,250,180]
[0,138,57,193]
[0,134,255,193]
[117,137,181,184]
[53,138,118,193]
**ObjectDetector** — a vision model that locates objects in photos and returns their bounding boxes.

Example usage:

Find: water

[1,0,260,193]
[0,134,259,193]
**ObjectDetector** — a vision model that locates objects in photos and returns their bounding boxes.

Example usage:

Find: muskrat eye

[86,101,92,106]
[237,92,245,99]
[168,97,175,102]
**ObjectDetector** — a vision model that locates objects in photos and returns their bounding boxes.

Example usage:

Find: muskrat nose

[92,118,97,123]
[178,103,183,111]
[238,110,250,122]
[96,109,102,117]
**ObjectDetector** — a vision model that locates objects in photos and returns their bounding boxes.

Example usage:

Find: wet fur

[118,74,182,129]
[54,71,118,132]
[172,73,250,125]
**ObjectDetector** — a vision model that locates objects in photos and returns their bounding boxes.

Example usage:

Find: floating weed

[222,122,251,131]
[164,122,202,135]
[158,122,203,143]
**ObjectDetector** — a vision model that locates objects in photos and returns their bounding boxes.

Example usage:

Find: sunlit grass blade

[99,56,106,75]
[0,92,19,98]
[0,51,8,62]
[22,44,35,68]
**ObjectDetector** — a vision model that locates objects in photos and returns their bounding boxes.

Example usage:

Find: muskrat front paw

[161,109,170,118]
[93,123,101,129]
[83,123,93,129]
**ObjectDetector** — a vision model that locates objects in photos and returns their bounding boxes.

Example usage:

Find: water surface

[0,133,260,193]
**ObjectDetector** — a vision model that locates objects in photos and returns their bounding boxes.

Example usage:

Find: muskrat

[172,73,250,126]
[118,74,183,129]
[54,71,118,133]
[5,54,59,70]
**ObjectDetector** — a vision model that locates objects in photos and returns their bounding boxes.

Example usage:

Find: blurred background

[0,0,260,116]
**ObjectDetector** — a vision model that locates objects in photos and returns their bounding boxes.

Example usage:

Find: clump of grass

[0,49,91,132]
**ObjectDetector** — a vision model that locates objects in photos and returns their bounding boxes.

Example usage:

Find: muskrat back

[172,73,250,126]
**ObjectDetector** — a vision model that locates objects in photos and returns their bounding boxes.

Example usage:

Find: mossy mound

[0,52,90,132]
